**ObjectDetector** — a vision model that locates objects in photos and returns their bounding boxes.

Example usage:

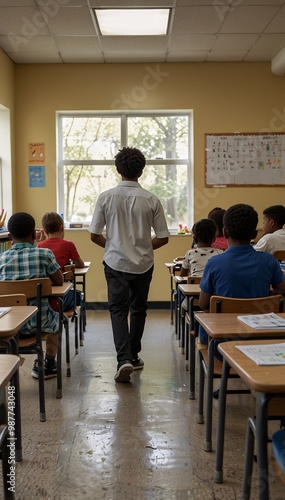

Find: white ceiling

[0,0,285,66]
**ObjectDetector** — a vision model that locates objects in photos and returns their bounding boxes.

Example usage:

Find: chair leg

[36,346,46,422]
[56,324,62,400]
[0,389,15,500]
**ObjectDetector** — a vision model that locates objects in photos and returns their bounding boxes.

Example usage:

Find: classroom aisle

[6,310,285,499]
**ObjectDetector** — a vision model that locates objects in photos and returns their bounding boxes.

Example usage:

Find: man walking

[89,147,169,382]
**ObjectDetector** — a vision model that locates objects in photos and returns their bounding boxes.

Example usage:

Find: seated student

[199,204,285,356]
[0,212,64,379]
[254,204,285,254]
[180,219,223,278]
[38,212,85,311]
[180,219,223,312]
[208,207,228,251]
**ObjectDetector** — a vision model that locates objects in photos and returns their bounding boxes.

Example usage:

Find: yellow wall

[3,61,285,302]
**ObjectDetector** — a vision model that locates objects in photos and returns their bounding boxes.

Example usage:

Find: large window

[57,111,193,232]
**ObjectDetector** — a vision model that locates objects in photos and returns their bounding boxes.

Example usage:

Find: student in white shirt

[254,205,285,254]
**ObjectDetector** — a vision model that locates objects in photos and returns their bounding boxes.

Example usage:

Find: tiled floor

[2,310,285,499]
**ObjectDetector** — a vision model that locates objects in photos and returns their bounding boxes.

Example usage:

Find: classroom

[0,1,285,499]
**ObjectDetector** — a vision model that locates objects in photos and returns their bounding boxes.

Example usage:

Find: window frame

[56,109,193,233]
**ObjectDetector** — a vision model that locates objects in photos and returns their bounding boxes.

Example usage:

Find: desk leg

[214,359,230,483]
[204,339,215,452]
[189,313,197,400]
[255,393,270,500]
[56,299,63,399]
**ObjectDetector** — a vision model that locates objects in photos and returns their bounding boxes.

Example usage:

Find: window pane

[63,165,118,223]
[141,164,188,232]
[128,115,189,159]
[61,116,121,161]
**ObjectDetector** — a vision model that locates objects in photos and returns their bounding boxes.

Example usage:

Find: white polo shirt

[254,229,285,254]
[89,181,170,274]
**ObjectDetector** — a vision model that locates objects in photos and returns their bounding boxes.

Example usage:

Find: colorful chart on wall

[205,133,285,186]
[28,142,45,165]
[29,166,46,187]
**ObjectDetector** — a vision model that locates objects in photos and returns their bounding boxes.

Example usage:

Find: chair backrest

[0,294,27,306]
[210,295,284,314]
[187,276,202,284]
[0,278,52,300]
[272,250,285,262]
[63,265,74,282]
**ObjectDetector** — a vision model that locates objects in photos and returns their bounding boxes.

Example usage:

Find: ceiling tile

[46,6,95,36]
[170,34,216,51]
[213,34,259,50]
[207,50,248,61]
[101,36,168,52]
[171,6,222,35]
[220,6,280,33]
[166,50,207,62]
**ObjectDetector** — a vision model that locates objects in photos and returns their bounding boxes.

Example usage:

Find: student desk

[178,283,201,398]
[216,339,285,500]
[194,312,285,454]
[0,354,21,499]
[0,306,38,462]
[74,261,90,338]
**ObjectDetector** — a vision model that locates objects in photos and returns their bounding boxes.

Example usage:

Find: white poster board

[205,133,285,186]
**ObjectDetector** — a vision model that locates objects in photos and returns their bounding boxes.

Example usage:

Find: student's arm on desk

[73,257,85,268]
[90,233,106,248]
[49,269,64,286]
[152,237,168,250]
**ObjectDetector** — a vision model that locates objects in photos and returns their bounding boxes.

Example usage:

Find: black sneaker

[114,361,133,382]
[32,359,57,380]
[132,357,144,370]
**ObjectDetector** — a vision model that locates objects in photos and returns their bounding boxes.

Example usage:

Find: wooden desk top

[0,354,21,387]
[194,312,285,339]
[51,282,73,297]
[74,267,90,276]
[0,306,38,338]
[174,276,187,284]
[218,339,285,393]
[178,283,201,295]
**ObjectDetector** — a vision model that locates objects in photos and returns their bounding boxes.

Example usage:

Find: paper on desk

[0,307,11,318]
[237,312,285,329]
[236,343,285,365]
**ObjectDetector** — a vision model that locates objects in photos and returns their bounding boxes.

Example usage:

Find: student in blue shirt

[199,203,285,354]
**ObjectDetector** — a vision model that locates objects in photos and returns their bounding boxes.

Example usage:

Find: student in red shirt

[38,212,84,310]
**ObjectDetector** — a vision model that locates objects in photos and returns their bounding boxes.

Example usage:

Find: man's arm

[91,233,106,248]
[73,257,85,268]
[273,279,285,296]
[152,236,168,250]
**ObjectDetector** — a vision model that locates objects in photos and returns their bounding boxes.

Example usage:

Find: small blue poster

[29,165,46,187]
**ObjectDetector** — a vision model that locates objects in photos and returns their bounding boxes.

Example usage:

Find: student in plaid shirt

[0,212,63,379]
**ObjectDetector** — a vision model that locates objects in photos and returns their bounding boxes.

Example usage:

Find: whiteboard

[205,133,285,186]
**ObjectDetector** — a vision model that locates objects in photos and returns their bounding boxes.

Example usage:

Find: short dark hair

[192,218,217,245]
[207,207,222,219]
[42,212,63,234]
[208,208,226,236]
[8,212,35,239]
[115,147,145,179]
[223,204,258,240]
[263,205,285,227]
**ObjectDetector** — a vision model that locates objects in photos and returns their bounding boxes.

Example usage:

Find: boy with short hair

[0,212,64,379]
[254,204,285,254]
[38,212,84,310]
[180,219,223,278]
[199,204,285,348]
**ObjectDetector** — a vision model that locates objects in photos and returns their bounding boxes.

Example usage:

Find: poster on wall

[28,142,45,165]
[29,166,46,188]
[205,133,285,186]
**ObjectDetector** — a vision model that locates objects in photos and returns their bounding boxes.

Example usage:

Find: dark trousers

[104,263,153,364]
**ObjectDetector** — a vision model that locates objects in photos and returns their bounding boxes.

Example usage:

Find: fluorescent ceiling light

[94,9,170,36]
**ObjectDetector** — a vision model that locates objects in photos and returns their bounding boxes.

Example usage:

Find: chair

[170,258,184,326]
[273,250,285,262]
[0,279,63,422]
[63,265,82,366]
[272,428,285,486]
[196,295,284,451]
[180,276,201,358]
